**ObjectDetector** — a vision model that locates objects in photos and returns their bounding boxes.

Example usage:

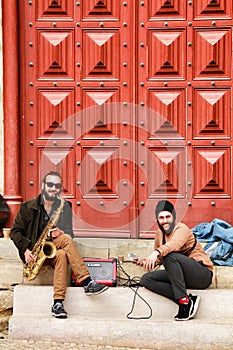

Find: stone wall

[0,287,13,335]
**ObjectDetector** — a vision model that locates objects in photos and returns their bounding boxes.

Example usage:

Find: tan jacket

[154,222,214,272]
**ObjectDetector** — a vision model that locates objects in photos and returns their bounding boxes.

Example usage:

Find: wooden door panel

[82,29,120,80]
[148,0,186,20]
[82,1,120,20]
[147,146,187,198]
[38,145,76,197]
[81,89,120,139]
[148,29,186,80]
[80,146,120,198]
[193,28,232,79]
[75,144,136,235]
[193,88,231,139]
[193,147,231,198]
[194,0,232,19]
[37,29,75,80]
[37,88,75,139]
[36,1,74,20]
[147,88,186,139]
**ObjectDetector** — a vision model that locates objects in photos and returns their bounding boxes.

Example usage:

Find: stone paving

[0,332,149,350]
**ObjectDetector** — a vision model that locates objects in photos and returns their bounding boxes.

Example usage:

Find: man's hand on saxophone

[49,227,64,238]
[24,248,35,264]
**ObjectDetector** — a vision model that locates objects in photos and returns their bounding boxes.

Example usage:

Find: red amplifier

[71,258,117,287]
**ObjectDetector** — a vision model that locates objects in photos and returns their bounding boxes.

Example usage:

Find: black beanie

[155,200,176,220]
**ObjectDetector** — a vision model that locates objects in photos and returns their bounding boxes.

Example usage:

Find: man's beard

[42,189,59,201]
[158,220,176,234]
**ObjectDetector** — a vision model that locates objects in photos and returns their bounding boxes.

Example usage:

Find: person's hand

[49,227,64,238]
[142,251,160,270]
[135,257,146,266]
[24,249,35,264]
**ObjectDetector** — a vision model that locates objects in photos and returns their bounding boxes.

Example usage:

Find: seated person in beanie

[135,200,213,321]
[11,171,108,319]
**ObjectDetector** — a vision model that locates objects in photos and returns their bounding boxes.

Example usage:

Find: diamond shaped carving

[148,89,186,139]
[81,89,120,138]
[193,88,231,138]
[36,0,74,20]
[194,148,230,197]
[194,0,232,19]
[83,30,119,80]
[148,147,186,197]
[37,30,74,79]
[38,89,75,138]
[148,29,185,79]
[82,1,119,20]
[148,0,186,19]
[194,29,231,79]
[81,147,119,197]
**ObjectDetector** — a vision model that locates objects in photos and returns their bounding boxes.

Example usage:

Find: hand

[24,249,35,264]
[135,257,146,266]
[49,227,64,238]
[142,251,160,270]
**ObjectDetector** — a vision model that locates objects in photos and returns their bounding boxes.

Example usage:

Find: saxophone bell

[42,241,57,258]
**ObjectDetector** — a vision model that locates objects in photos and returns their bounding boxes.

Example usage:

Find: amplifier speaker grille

[71,258,117,287]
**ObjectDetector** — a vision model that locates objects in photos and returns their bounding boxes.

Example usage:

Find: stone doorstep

[1,258,233,289]
[1,238,233,288]
[8,317,233,350]
[10,285,233,320]
[8,286,233,349]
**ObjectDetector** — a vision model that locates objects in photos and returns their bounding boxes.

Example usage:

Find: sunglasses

[45,182,62,189]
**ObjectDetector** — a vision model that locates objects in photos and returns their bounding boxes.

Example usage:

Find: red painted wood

[2,0,22,225]
[7,0,233,236]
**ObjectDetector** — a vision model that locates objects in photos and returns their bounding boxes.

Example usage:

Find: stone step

[1,238,233,288]
[9,285,233,349]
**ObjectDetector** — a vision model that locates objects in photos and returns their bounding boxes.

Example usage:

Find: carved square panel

[80,88,120,138]
[147,146,186,198]
[148,29,186,80]
[147,88,186,139]
[194,147,231,198]
[193,28,232,79]
[81,0,120,20]
[37,29,74,80]
[39,146,76,197]
[36,0,74,20]
[79,146,119,198]
[194,0,232,19]
[82,29,120,80]
[37,88,75,139]
[193,88,231,139]
[148,0,186,20]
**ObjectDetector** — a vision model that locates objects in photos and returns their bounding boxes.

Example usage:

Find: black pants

[140,252,213,304]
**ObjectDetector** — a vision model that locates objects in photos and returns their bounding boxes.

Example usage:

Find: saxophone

[23,197,65,281]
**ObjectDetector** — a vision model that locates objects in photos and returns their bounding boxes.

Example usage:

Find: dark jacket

[11,195,74,262]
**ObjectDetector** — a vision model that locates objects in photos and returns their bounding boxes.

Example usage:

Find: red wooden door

[19,0,138,237]
[137,0,233,237]
[19,0,233,237]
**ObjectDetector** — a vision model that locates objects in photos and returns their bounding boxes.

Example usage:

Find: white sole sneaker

[189,294,201,319]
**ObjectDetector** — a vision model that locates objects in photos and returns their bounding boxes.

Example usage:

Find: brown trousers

[48,234,90,300]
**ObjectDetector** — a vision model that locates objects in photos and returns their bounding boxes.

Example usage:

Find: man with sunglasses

[11,171,108,319]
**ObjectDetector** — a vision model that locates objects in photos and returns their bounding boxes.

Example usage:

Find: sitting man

[11,171,108,319]
[136,200,213,321]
